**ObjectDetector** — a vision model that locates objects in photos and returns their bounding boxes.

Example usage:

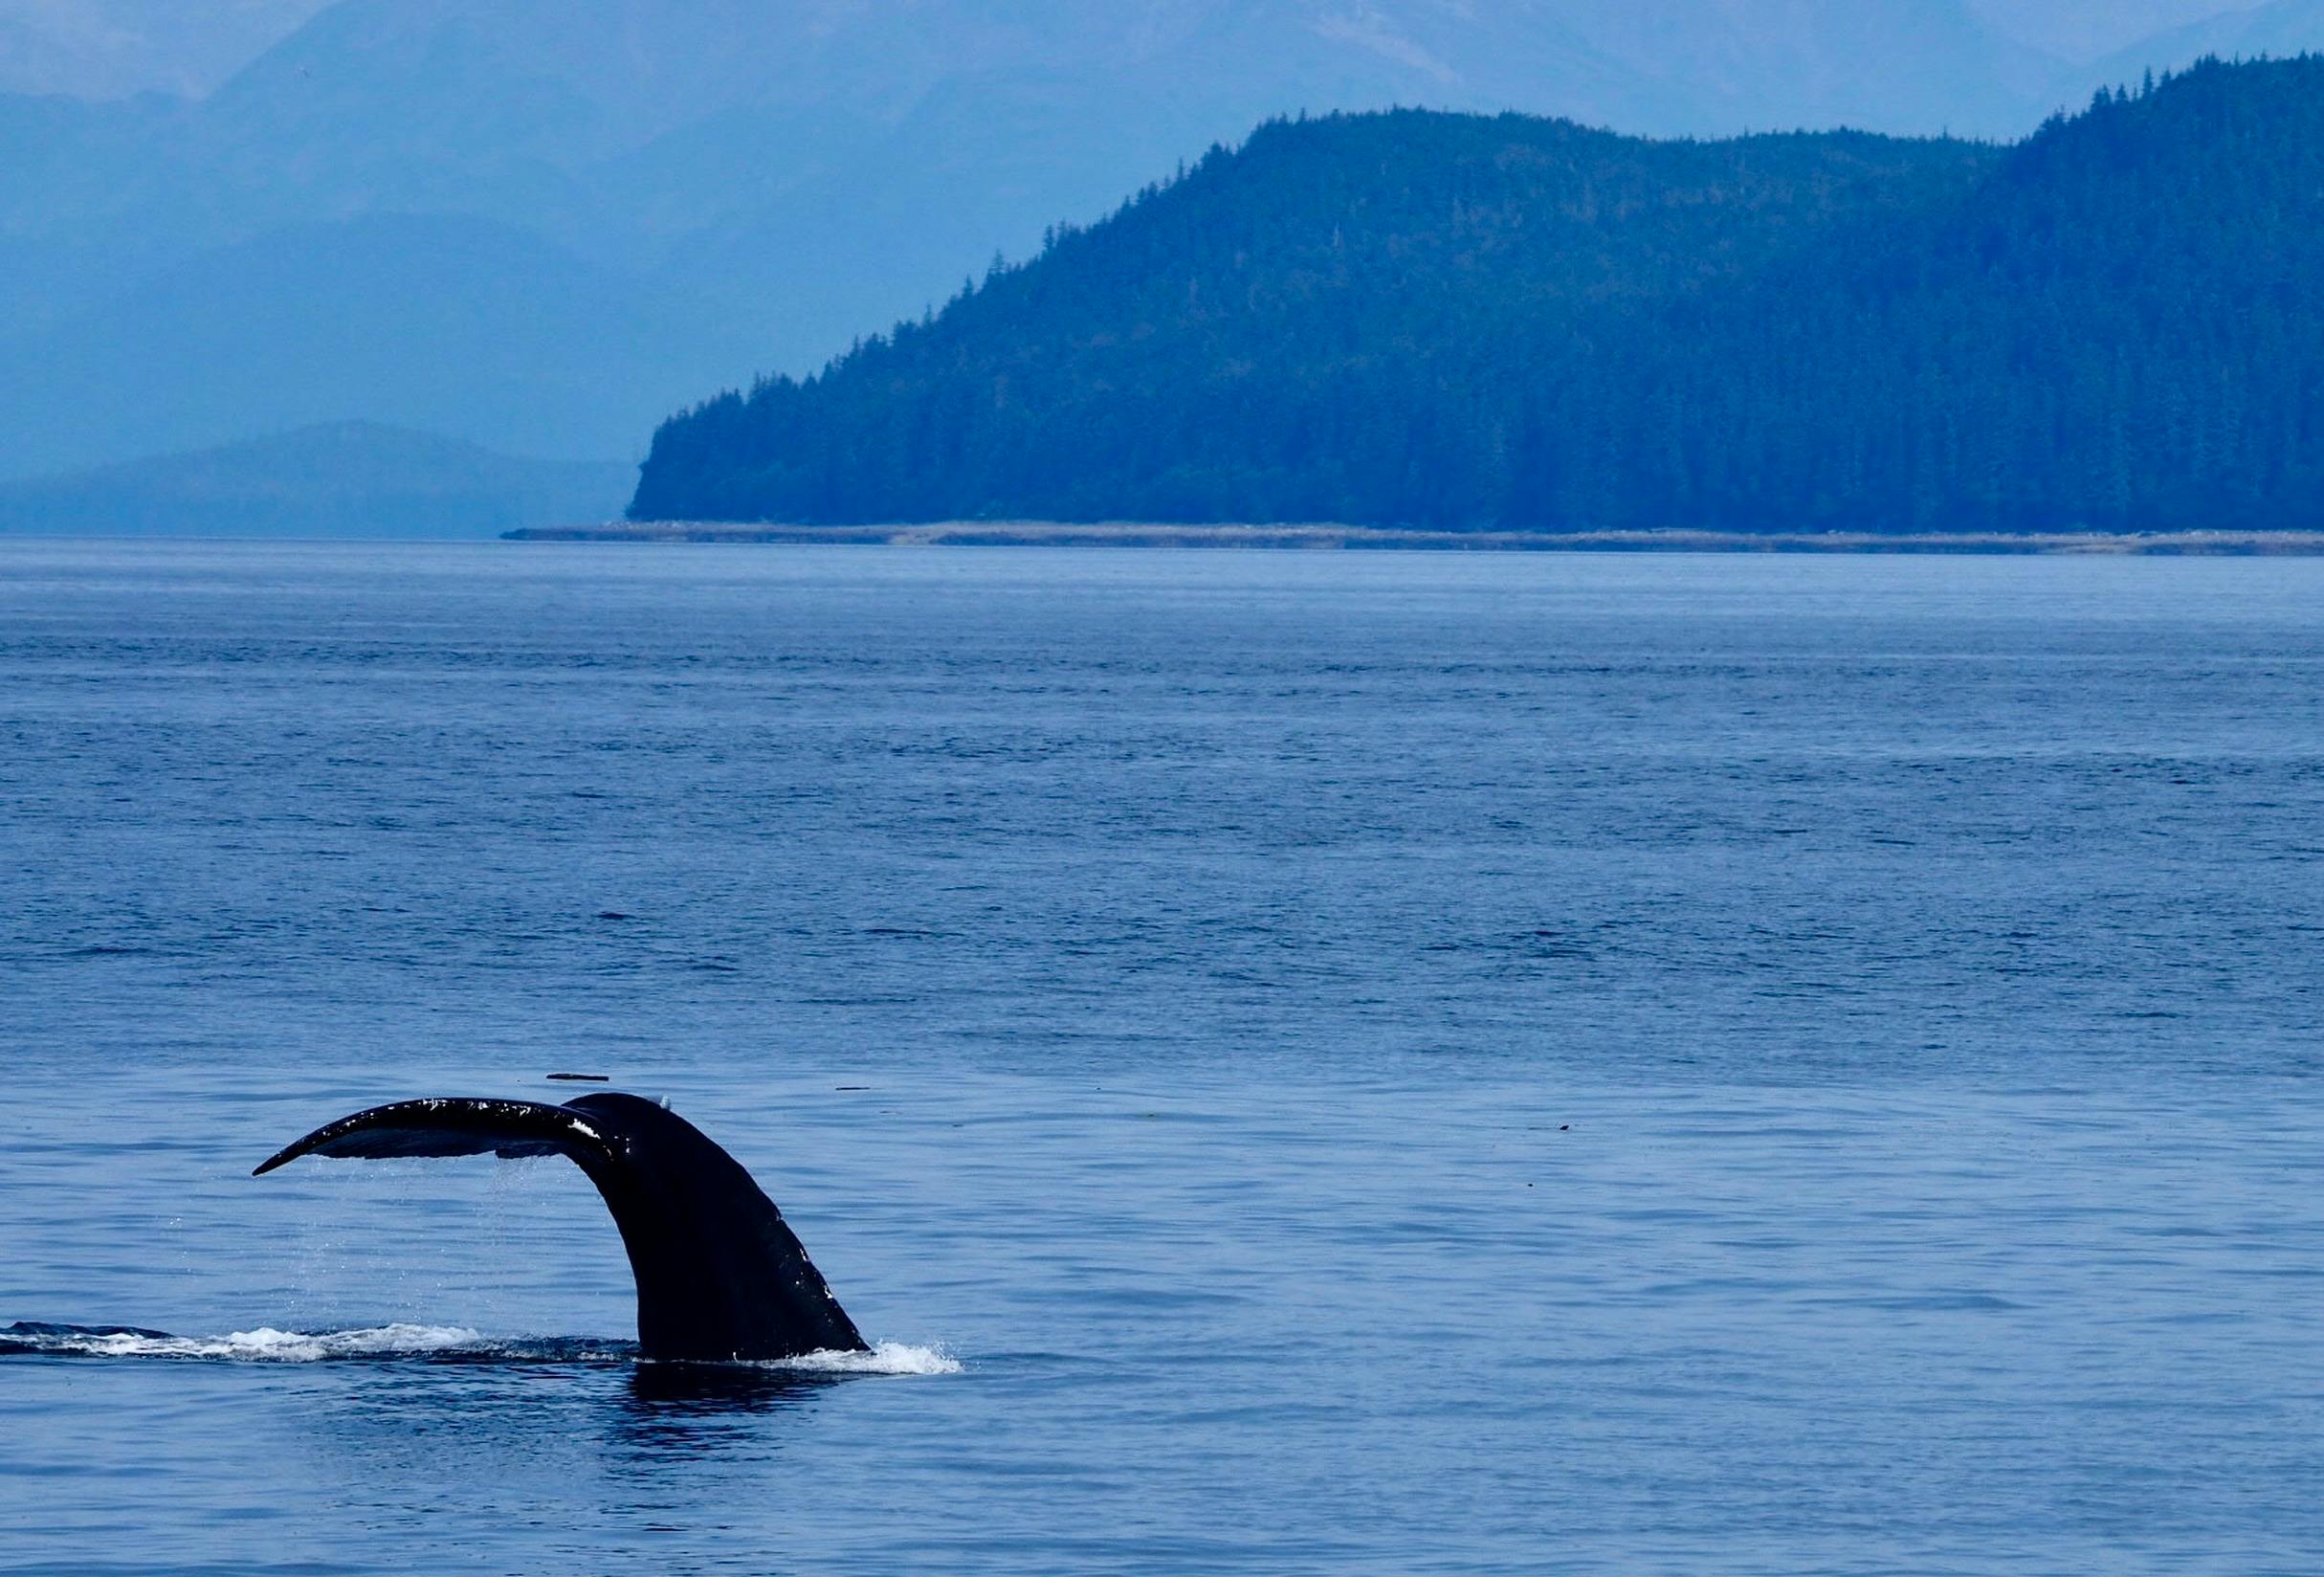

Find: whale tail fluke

[255,1093,868,1364]
[253,1097,617,1172]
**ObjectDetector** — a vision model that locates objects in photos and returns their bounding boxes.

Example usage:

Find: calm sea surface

[3,540,2322,1574]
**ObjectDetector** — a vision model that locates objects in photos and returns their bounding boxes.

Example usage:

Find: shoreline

[506,522,2324,555]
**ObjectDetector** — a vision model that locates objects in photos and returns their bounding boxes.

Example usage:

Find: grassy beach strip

[507,522,2324,555]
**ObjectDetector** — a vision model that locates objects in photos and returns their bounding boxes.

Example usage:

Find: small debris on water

[834,1085,869,1091]
[547,1073,611,1082]
[596,911,632,921]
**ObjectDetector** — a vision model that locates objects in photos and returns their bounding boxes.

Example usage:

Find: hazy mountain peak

[1308,6,1462,84]
[1965,0,2264,61]
[0,419,628,537]
[0,0,327,99]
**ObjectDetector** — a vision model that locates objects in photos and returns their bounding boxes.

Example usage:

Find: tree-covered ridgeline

[631,56,2324,533]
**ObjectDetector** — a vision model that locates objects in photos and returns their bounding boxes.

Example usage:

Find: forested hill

[631,56,2324,534]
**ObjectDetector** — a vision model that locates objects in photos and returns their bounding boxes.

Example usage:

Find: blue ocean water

[3,539,2322,1574]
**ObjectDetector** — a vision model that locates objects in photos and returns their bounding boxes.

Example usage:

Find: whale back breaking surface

[254,1093,867,1362]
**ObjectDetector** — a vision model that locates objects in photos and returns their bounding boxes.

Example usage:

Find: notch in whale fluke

[255,1093,867,1363]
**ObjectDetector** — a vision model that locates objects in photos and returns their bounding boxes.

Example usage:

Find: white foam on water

[36,1323,488,1362]
[10,1323,958,1373]
[775,1341,963,1376]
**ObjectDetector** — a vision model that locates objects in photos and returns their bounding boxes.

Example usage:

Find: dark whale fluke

[255,1093,867,1363]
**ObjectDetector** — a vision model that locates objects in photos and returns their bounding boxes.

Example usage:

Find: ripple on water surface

[3,544,2323,1574]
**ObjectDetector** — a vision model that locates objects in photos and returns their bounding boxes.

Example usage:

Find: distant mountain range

[4,0,2323,534]
[632,57,2324,535]
[0,422,627,538]
[0,0,2265,100]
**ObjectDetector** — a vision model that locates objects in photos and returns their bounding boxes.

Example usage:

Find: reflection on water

[624,1360,837,1416]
